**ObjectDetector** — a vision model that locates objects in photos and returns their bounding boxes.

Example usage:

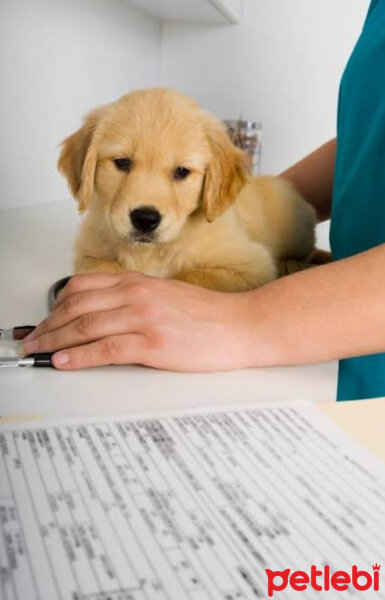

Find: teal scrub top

[330,0,385,400]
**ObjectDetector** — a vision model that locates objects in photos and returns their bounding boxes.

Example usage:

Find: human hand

[22,272,255,371]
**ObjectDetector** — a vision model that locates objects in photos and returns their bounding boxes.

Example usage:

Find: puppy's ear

[58,108,103,213]
[202,120,249,222]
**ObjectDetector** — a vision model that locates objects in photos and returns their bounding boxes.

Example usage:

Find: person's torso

[330,0,385,400]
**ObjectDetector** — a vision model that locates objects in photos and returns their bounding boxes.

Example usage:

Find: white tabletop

[0,200,337,419]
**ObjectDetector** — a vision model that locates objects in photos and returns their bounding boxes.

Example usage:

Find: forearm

[280,138,336,221]
[23,243,385,374]
[247,243,385,366]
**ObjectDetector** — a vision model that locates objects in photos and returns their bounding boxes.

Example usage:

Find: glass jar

[223,119,262,175]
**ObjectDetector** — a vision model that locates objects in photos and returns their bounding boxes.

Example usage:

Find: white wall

[0,0,369,214]
[0,0,161,210]
[162,0,369,175]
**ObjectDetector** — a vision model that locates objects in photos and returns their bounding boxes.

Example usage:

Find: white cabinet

[124,0,242,24]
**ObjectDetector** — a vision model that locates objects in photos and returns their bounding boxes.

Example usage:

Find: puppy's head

[58,88,248,244]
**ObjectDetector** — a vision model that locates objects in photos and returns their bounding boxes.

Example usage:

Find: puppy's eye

[114,158,132,172]
[173,166,191,180]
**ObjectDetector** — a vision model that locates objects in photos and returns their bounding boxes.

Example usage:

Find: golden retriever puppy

[58,88,316,292]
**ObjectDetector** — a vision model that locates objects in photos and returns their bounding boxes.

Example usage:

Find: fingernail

[22,340,40,354]
[54,352,69,366]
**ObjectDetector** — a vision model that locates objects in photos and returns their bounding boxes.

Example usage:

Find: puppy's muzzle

[130,207,161,233]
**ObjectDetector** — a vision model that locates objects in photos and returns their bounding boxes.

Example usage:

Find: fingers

[53,272,122,309]
[53,271,147,309]
[26,272,147,343]
[28,286,131,342]
[23,307,141,354]
[52,334,147,370]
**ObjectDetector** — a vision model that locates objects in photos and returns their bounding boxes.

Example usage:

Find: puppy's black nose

[130,207,161,233]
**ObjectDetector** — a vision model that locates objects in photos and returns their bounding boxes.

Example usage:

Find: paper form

[0,401,385,600]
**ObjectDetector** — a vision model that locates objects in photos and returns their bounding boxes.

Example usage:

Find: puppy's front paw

[74,256,123,274]
[175,267,270,292]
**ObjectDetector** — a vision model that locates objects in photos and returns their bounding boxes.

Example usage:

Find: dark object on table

[48,276,71,311]
[0,326,35,341]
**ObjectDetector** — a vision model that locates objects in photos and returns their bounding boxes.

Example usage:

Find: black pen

[0,353,54,368]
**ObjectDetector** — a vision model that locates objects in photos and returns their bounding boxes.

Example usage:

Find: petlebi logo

[265,564,381,597]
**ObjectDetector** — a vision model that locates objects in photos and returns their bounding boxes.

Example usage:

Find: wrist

[227,289,273,369]
[240,280,291,369]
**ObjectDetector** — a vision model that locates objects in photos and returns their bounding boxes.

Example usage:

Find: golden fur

[58,88,316,292]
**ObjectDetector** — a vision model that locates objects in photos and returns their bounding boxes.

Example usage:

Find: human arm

[22,243,385,370]
[280,138,336,221]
